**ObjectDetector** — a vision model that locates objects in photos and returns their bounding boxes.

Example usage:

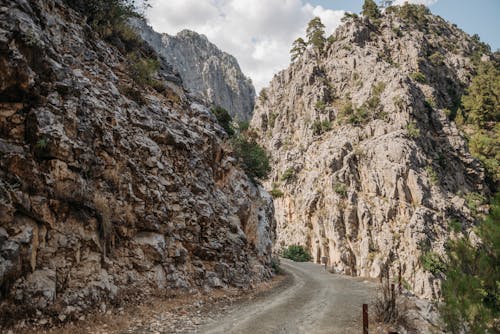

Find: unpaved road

[199,259,377,334]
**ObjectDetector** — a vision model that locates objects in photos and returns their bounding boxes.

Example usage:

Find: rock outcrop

[0,0,274,326]
[251,6,490,298]
[132,19,256,121]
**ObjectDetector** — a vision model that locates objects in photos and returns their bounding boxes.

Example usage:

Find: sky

[145,0,500,92]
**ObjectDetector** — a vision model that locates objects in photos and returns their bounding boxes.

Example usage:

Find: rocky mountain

[251,5,491,299]
[131,19,256,121]
[0,0,274,326]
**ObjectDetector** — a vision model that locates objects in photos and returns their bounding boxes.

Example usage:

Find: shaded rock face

[132,19,256,121]
[0,0,275,323]
[251,10,489,298]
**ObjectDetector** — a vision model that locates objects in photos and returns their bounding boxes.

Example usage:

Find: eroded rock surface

[251,8,490,298]
[0,0,274,325]
[132,19,256,121]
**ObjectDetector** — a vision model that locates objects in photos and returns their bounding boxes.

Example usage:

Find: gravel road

[199,259,377,334]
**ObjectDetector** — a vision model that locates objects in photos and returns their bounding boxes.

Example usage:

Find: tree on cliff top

[306,17,326,53]
[362,0,381,20]
[290,37,307,62]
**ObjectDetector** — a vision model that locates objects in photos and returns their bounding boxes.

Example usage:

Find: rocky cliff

[251,6,490,298]
[0,0,274,326]
[132,19,256,121]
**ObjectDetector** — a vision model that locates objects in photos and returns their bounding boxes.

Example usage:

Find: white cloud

[393,0,438,6]
[145,0,345,91]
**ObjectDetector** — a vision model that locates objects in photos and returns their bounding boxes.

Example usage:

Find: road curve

[199,259,377,334]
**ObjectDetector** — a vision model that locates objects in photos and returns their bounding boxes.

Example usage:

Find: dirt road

[199,259,377,334]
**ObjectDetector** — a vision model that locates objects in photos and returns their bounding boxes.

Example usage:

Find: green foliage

[420,251,445,275]
[462,61,499,128]
[270,184,284,198]
[282,245,311,262]
[35,138,49,150]
[127,52,160,86]
[290,37,307,62]
[441,194,500,333]
[429,52,445,66]
[238,121,250,132]
[410,71,427,83]
[458,60,500,188]
[281,168,295,182]
[259,88,268,103]
[406,122,420,138]
[362,0,381,20]
[341,12,359,22]
[306,17,326,53]
[315,100,327,112]
[334,183,348,198]
[212,106,235,137]
[271,256,285,275]
[465,192,487,216]
[468,127,500,184]
[395,3,430,29]
[449,219,462,233]
[232,137,271,180]
[424,165,438,185]
[311,120,332,135]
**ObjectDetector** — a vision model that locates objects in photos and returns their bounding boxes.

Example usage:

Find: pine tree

[362,0,381,20]
[290,37,307,62]
[306,17,326,53]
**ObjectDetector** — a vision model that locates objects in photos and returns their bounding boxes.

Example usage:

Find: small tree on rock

[306,17,326,53]
[362,0,381,20]
[290,37,307,62]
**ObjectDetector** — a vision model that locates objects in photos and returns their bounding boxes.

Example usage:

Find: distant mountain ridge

[132,19,256,121]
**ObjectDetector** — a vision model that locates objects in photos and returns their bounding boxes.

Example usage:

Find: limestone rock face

[132,19,256,121]
[251,10,489,298]
[0,0,274,323]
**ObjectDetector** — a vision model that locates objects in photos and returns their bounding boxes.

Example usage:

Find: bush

[281,168,295,182]
[270,184,284,198]
[259,88,268,103]
[410,71,427,83]
[127,52,160,86]
[212,106,235,136]
[282,245,311,262]
[406,122,420,138]
[441,194,500,333]
[334,183,348,198]
[424,165,438,185]
[271,256,285,275]
[311,120,332,135]
[420,251,444,275]
[232,137,271,180]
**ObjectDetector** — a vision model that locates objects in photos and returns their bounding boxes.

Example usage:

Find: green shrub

[420,251,445,275]
[464,192,486,215]
[410,71,427,83]
[282,245,311,262]
[424,165,438,185]
[441,194,500,333]
[270,185,284,198]
[232,137,271,180]
[238,121,250,132]
[448,219,462,233]
[281,168,295,182]
[334,183,348,198]
[311,120,332,135]
[406,122,420,138]
[259,88,268,103]
[429,52,445,66]
[128,52,160,87]
[271,256,285,275]
[212,106,235,136]
[315,100,327,112]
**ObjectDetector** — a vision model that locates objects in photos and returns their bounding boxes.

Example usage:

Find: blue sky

[310,0,500,50]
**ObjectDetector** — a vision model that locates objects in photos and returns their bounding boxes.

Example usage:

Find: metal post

[363,304,368,334]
